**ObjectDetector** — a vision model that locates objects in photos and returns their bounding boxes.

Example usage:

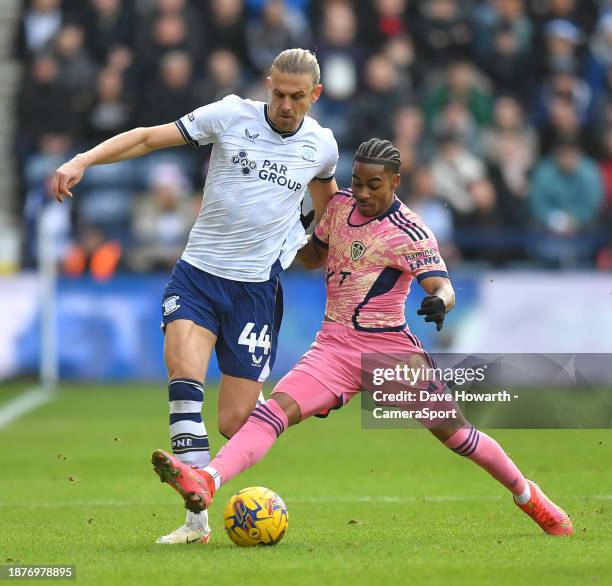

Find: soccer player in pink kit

[152,139,573,536]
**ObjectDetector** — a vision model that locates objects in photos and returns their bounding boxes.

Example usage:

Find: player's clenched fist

[52,157,86,203]
[417,295,447,331]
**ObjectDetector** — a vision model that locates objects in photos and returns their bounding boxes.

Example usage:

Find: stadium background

[1,2,611,585]
[2,0,612,381]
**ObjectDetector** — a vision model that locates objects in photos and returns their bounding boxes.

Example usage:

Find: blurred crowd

[14,0,612,277]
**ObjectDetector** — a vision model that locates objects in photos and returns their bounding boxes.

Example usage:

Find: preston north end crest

[351,241,366,261]
[300,144,317,162]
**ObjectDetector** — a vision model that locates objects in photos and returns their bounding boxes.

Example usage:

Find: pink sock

[209,399,289,486]
[444,427,527,495]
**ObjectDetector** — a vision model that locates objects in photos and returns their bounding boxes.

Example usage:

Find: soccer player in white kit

[151,138,573,538]
[51,49,339,544]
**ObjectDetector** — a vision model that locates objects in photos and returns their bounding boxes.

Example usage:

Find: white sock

[186,510,209,531]
[513,483,531,505]
[203,466,222,490]
[168,379,210,468]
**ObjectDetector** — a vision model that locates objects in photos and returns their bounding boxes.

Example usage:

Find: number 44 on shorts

[238,322,271,357]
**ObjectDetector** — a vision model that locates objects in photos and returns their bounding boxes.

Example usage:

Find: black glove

[417,295,446,331]
[300,210,315,230]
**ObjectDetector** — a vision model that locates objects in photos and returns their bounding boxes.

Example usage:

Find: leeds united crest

[351,241,366,261]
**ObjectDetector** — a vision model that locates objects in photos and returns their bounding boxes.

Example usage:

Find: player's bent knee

[429,413,472,443]
[269,393,302,426]
[218,395,300,437]
[218,410,251,438]
[218,419,239,439]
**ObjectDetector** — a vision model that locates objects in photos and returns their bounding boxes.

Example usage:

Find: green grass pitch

[0,384,611,585]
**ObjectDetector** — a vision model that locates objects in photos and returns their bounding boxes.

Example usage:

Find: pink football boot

[516,480,573,536]
[151,449,215,513]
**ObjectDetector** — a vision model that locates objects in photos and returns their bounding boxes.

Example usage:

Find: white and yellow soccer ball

[223,486,289,547]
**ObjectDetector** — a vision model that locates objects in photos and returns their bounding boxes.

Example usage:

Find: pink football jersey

[313,188,448,331]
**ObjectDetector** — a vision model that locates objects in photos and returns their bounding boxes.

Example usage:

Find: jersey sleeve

[312,205,331,248]
[395,233,449,283]
[312,190,344,248]
[314,130,338,182]
[175,94,241,148]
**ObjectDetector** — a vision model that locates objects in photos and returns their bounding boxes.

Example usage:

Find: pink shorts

[272,321,444,420]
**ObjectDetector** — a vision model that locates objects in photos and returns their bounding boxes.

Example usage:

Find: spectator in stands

[136,0,201,75]
[15,0,63,60]
[392,104,430,171]
[195,50,245,106]
[246,0,312,74]
[595,126,612,224]
[81,67,133,145]
[534,69,593,134]
[403,164,457,263]
[539,19,582,78]
[431,98,480,153]
[245,0,310,14]
[205,0,248,65]
[594,147,612,268]
[360,0,411,50]
[63,225,122,281]
[314,1,361,144]
[423,60,493,132]
[480,96,537,226]
[105,44,138,90]
[530,0,598,39]
[349,53,405,149]
[155,0,196,18]
[528,138,603,265]
[430,130,489,218]
[82,0,134,65]
[478,20,534,100]
[413,0,472,69]
[538,93,595,155]
[383,34,424,93]
[460,176,504,238]
[13,0,612,271]
[128,163,196,272]
[135,12,199,81]
[585,13,612,103]
[53,24,97,95]
[17,54,78,153]
[317,1,361,102]
[138,51,196,128]
[480,94,537,174]
[474,0,533,64]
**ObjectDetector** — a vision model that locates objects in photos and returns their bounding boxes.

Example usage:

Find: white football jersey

[175,94,338,282]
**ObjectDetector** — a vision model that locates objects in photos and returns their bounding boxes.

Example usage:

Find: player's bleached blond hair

[270,48,320,86]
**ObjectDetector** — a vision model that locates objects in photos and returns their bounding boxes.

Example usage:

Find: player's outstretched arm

[296,236,328,270]
[417,276,455,331]
[308,178,338,225]
[52,123,186,202]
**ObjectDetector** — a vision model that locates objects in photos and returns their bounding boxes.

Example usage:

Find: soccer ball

[223,486,289,547]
